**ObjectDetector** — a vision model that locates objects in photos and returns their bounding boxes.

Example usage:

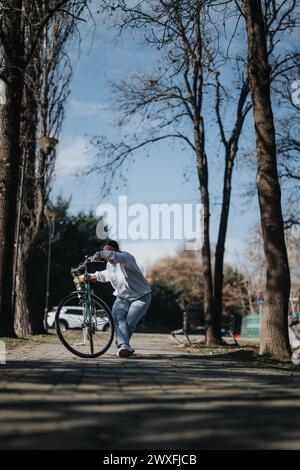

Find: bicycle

[55,256,115,358]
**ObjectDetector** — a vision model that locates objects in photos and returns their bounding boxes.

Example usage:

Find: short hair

[102,239,120,252]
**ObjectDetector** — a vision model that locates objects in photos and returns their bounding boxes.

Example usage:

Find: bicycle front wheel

[55,292,114,358]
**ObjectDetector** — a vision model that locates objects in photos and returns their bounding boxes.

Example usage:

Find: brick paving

[0,333,300,450]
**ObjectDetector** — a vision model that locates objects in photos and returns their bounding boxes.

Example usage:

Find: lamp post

[11,135,58,324]
[43,207,59,332]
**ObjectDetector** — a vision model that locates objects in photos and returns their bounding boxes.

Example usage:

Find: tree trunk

[14,249,32,336]
[15,237,45,335]
[214,147,234,338]
[201,183,219,345]
[213,77,250,339]
[244,0,291,359]
[0,0,24,337]
[14,115,36,337]
[192,10,221,346]
[196,145,220,345]
[13,22,40,336]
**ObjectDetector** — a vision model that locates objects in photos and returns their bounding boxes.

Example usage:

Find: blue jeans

[112,292,152,348]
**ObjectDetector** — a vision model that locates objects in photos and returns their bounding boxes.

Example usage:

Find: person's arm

[79,270,110,283]
[95,250,131,265]
[91,269,110,282]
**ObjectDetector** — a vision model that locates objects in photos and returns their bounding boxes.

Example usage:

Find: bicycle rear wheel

[55,292,114,358]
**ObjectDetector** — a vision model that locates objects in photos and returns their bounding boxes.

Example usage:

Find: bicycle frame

[72,256,103,334]
[56,256,114,358]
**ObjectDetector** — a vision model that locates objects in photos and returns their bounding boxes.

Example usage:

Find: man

[84,240,152,358]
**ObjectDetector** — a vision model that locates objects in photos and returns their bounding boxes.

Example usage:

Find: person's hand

[92,251,101,261]
[79,274,96,284]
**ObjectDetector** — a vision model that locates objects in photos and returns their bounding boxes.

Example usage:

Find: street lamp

[12,135,59,324]
[39,136,59,154]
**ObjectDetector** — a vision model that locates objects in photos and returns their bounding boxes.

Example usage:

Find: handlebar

[71,256,105,277]
[78,256,93,269]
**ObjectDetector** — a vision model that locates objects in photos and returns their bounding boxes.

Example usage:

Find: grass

[0,337,30,350]
[186,339,298,370]
[0,332,58,350]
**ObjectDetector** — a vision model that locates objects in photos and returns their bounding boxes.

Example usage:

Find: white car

[47,306,111,331]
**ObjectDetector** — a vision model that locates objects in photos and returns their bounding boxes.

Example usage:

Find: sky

[52,4,264,271]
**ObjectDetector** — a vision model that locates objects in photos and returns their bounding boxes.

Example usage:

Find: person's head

[102,239,120,252]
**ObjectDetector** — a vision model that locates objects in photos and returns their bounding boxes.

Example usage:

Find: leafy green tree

[146,253,249,334]
[142,279,182,333]
[30,197,113,332]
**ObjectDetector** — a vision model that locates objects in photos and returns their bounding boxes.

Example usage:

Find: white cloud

[55,136,91,176]
[69,99,111,118]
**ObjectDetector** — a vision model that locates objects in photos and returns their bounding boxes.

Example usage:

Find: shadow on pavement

[1,351,300,450]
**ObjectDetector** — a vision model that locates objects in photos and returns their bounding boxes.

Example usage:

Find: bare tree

[0,0,24,336]
[14,4,87,335]
[285,229,300,308]
[86,0,299,346]
[0,0,90,337]
[213,0,300,336]
[243,0,291,359]
[275,62,300,228]
[241,224,300,319]
[88,0,222,344]
[213,70,251,338]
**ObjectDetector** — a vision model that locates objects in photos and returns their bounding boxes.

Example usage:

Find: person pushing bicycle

[80,239,152,358]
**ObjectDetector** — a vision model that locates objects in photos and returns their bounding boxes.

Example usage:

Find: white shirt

[91,251,151,301]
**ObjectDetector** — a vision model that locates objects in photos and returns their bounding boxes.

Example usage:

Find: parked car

[47,306,111,331]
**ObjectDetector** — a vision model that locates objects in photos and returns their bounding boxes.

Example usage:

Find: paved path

[0,333,300,450]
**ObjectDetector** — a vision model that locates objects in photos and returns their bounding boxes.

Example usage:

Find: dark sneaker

[117,346,131,358]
